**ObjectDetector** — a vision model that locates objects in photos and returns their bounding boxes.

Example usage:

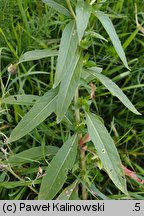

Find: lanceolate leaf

[56,51,83,123]
[88,31,108,42]
[76,0,92,42]
[89,183,111,200]
[9,88,58,143]
[6,146,59,167]
[42,0,71,17]
[81,67,103,82]
[86,112,128,195]
[57,180,78,200]
[2,95,40,105]
[87,69,141,115]
[38,134,78,200]
[95,11,129,69]
[18,49,58,64]
[54,20,79,87]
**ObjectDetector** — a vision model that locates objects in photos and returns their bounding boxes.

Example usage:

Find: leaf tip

[56,117,61,124]
[132,109,141,115]
[136,111,142,115]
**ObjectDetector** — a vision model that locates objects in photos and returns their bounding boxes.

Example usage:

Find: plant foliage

[0,0,143,200]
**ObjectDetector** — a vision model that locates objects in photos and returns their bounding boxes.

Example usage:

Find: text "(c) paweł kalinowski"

[19,202,105,212]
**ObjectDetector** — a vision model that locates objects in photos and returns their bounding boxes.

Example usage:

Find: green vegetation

[0,0,144,200]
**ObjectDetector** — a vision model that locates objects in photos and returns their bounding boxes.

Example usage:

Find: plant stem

[66,0,76,19]
[74,88,88,200]
[7,166,39,194]
[0,160,38,195]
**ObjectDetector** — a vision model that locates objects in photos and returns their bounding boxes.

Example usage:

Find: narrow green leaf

[86,112,128,195]
[86,31,108,42]
[123,28,139,50]
[87,69,141,115]
[42,0,71,17]
[0,180,40,189]
[2,95,40,105]
[89,183,111,200]
[57,180,78,200]
[0,172,6,183]
[54,20,79,87]
[38,134,78,200]
[5,146,59,166]
[14,187,26,200]
[18,49,57,64]
[76,0,92,42]
[9,88,58,143]
[56,51,83,123]
[76,175,110,199]
[95,11,129,69]
[8,71,50,89]
[81,67,103,82]
[0,28,18,58]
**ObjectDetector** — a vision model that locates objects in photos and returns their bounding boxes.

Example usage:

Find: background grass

[0,0,144,199]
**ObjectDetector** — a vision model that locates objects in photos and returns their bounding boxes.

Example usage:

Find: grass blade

[56,50,83,123]
[0,181,40,189]
[123,28,139,50]
[17,0,30,32]
[86,112,128,195]
[54,20,79,87]
[9,88,58,143]
[76,0,92,42]
[42,0,71,17]
[87,69,141,115]
[18,49,58,64]
[95,10,129,69]
[38,134,78,200]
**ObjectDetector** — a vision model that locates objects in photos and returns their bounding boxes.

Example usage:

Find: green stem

[66,0,76,19]
[74,88,88,200]
[0,161,38,195]
[8,167,38,194]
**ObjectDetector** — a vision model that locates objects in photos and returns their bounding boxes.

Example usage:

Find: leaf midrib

[10,95,57,142]
[58,55,80,115]
[87,114,123,186]
[57,21,75,68]
[40,134,77,199]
